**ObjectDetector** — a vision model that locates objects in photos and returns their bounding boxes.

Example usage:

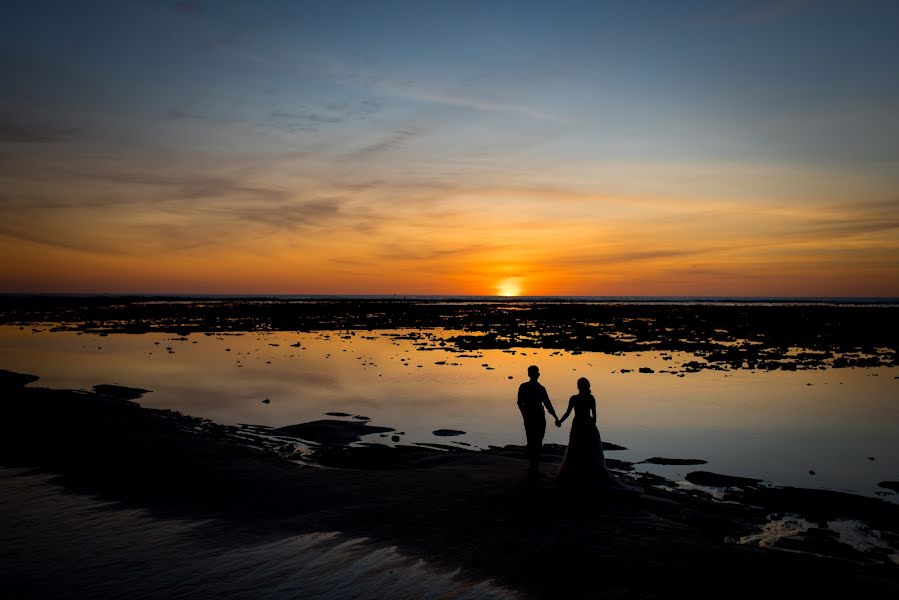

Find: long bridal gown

[557,393,638,495]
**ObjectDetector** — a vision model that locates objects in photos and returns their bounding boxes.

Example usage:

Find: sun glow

[496,278,522,297]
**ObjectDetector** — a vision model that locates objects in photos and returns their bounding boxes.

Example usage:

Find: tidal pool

[1,325,896,499]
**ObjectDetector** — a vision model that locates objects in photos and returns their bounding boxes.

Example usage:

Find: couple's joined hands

[554,418,562,428]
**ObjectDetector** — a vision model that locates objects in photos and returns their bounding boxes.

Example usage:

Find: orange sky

[2,1,898,296]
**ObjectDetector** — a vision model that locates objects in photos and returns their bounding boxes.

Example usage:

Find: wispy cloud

[388,87,565,122]
[699,0,821,25]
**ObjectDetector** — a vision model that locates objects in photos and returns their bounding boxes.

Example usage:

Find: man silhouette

[517,365,559,476]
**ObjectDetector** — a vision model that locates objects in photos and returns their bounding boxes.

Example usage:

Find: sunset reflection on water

[1,325,896,499]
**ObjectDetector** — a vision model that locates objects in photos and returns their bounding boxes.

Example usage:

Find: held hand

[554,418,561,428]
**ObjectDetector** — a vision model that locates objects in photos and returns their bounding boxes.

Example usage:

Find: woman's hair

[576,377,591,393]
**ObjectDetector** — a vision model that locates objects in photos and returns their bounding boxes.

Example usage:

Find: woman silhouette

[556,377,639,495]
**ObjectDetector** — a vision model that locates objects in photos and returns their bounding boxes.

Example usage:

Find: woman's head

[577,377,591,393]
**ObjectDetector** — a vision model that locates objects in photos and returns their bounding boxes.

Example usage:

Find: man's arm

[517,384,528,416]
[541,387,559,420]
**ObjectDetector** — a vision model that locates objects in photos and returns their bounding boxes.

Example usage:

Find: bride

[556,377,639,495]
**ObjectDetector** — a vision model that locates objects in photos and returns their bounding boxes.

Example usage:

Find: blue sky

[2,0,898,294]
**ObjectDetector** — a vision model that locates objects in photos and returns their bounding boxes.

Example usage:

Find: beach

[1,368,897,599]
[1,297,897,598]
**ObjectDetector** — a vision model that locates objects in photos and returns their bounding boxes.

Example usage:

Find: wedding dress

[557,393,638,495]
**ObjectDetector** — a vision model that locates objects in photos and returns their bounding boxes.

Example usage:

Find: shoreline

[1,369,897,598]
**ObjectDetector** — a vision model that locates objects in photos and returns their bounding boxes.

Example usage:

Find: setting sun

[496,278,522,297]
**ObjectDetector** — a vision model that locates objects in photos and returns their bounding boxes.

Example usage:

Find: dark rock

[685,471,762,488]
[433,429,466,437]
[325,412,352,417]
[92,385,151,400]
[276,419,394,446]
[640,457,707,466]
[639,367,654,373]
[878,481,899,493]
[0,369,40,388]
[602,442,628,451]
[261,398,270,404]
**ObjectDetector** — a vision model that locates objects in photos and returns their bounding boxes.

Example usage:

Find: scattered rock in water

[878,481,899,493]
[640,457,708,466]
[261,398,270,404]
[433,429,466,437]
[325,412,352,417]
[353,415,370,421]
[639,367,654,373]
[685,471,762,488]
[92,384,151,400]
[867,456,875,461]
[0,369,40,388]
[391,435,401,442]
[276,419,394,446]
[602,442,628,451]
[809,470,815,475]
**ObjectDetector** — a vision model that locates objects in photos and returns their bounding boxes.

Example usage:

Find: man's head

[527,365,540,380]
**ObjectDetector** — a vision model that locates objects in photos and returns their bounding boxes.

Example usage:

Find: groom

[517,365,560,475]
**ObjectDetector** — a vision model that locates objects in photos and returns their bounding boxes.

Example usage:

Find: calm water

[1,325,897,499]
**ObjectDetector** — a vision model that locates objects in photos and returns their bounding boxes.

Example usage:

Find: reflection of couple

[517,365,638,495]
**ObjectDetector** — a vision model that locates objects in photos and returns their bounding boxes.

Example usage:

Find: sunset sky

[2,0,898,296]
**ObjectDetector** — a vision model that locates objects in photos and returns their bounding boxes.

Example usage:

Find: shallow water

[1,325,897,499]
[0,468,519,599]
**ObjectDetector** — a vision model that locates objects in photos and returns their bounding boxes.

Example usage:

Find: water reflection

[0,468,519,599]
[0,326,896,498]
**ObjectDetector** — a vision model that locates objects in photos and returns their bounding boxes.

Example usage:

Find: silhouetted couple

[517,365,638,495]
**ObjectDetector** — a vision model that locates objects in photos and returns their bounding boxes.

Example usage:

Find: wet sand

[1,370,897,599]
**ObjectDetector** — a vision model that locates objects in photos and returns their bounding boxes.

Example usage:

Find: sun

[496,278,522,297]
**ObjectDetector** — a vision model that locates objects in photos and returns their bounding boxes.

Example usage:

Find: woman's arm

[590,395,597,424]
[557,397,574,425]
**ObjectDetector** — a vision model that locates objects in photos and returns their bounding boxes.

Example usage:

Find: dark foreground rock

[686,471,763,487]
[641,457,708,465]
[276,419,394,446]
[1,371,897,600]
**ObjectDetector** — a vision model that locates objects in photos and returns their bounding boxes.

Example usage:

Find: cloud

[705,0,819,25]
[0,113,76,143]
[174,0,202,16]
[349,128,420,158]
[230,198,341,229]
[387,87,565,123]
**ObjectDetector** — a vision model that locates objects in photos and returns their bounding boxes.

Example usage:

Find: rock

[92,384,151,400]
[325,412,352,417]
[261,398,270,404]
[639,367,654,373]
[640,457,708,466]
[276,420,394,446]
[0,369,40,388]
[433,429,466,437]
[685,471,762,488]
[602,442,628,451]
[391,435,401,442]
[878,481,899,493]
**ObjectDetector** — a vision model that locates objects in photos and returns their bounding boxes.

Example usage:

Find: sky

[1,0,898,296]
